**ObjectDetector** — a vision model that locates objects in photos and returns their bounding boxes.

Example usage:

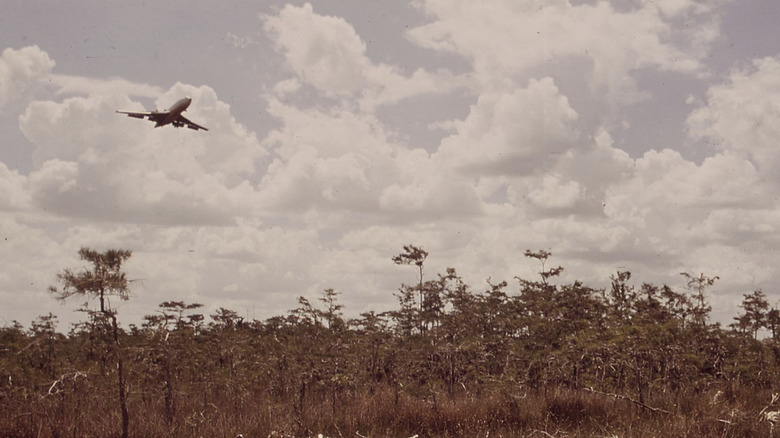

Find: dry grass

[3,380,779,437]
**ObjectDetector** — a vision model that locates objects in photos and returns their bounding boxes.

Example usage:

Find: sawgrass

[2,381,775,437]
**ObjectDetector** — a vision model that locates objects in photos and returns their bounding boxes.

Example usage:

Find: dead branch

[45,371,87,396]
[582,386,672,415]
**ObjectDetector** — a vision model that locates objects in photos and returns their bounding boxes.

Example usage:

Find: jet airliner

[116,96,208,131]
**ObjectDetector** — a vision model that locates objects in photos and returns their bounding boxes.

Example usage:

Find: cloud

[0,212,77,326]
[526,174,584,211]
[0,162,31,211]
[225,32,259,49]
[124,221,325,305]
[594,147,776,286]
[50,74,163,98]
[407,0,717,107]
[263,3,464,109]
[272,77,301,96]
[258,100,396,212]
[688,56,780,180]
[28,159,78,199]
[264,3,369,96]
[259,99,482,220]
[21,95,134,165]
[0,45,54,108]
[379,148,482,217]
[605,149,768,227]
[0,2,766,331]
[435,77,579,176]
[19,83,266,225]
[254,2,769,311]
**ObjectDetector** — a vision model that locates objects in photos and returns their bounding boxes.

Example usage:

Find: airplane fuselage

[116,96,208,131]
[155,97,192,127]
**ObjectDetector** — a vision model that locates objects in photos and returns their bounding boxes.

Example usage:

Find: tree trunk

[109,314,129,438]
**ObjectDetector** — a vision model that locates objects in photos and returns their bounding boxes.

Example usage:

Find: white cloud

[408,0,714,106]
[435,77,579,175]
[263,3,463,110]
[28,159,78,199]
[526,174,584,211]
[605,149,768,227]
[258,101,395,211]
[688,56,780,180]
[226,32,258,49]
[0,213,77,325]
[264,3,369,96]
[50,74,163,98]
[272,77,301,96]
[0,45,54,107]
[0,162,30,211]
[259,98,482,220]
[0,2,769,331]
[21,96,134,165]
[19,82,266,225]
[379,148,482,217]
[591,147,778,292]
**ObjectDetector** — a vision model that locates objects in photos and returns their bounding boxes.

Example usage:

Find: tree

[768,307,780,341]
[392,245,430,335]
[680,272,718,328]
[51,248,132,313]
[49,247,133,438]
[211,307,243,330]
[392,244,429,288]
[28,313,60,379]
[735,290,769,339]
[523,249,563,285]
[659,285,692,327]
[608,271,636,322]
[143,301,204,426]
[318,288,345,331]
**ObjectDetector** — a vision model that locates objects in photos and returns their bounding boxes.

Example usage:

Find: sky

[2,0,780,329]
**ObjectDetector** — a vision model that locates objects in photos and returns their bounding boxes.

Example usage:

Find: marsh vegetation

[2,246,780,437]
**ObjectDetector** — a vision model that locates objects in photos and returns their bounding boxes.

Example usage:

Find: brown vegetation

[2,246,780,437]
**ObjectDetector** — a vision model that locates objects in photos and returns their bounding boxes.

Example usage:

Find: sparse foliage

[5,244,780,438]
[49,247,132,313]
[48,247,133,438]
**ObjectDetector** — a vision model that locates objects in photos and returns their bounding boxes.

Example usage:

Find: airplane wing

[177,114,208,131]
[116,108,207,131]
[116,110,167,123]
[116,110,153,119]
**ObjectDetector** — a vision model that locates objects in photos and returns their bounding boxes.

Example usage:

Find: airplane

[116,96,208,131]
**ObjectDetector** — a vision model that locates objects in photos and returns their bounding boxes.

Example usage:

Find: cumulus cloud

[379,148,482,217]
[407,0,716,107]
[50,74,163,98]
[258,101,395,211]
[255,0,765,308]
[0,2,769,330]
[0,162,31,211]
[28,159,78,199]
[259,98,482,220]
[264,3,369,96]
[594,147,777,288]
[435,77,579,176]
[272,77,301,96]
[123,222,325,310]
[0,45,54,108]
[0,213,77,325]
[688,56,780,180]
[20,83,266,225]
[263,3,463,109]
[526,174,584,211]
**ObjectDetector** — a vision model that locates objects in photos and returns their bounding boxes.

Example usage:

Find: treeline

[2,246,780,437]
